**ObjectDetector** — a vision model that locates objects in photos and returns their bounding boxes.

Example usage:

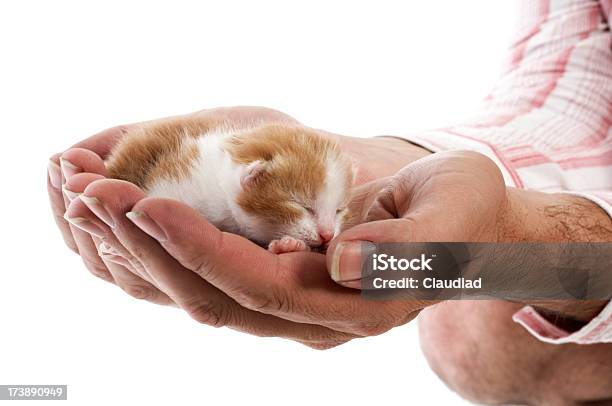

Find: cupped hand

[49,107,302,304]
[47,106,426,301]
[62,178,430,348]
[327,150,509,288]
[48,106,432,347]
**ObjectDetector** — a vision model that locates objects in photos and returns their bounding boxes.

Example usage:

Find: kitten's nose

[318,230,334,244]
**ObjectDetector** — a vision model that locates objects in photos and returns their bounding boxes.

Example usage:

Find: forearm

[501,188,612,243]
[500,188,612,322]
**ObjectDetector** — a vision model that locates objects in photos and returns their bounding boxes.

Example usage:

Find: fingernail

[126,211,167,242]
[59,157,80,179]
[48,160,62,189]
[330,241,376,282]
[64,214,106,238]
[80,195,116,228]
[62,185,81,201]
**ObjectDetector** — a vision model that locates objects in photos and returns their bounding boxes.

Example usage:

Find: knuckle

[121,284,155,300]
[188,234,225,281]
[182,297,229,328]
[353,320,391,337]
[82,258,113,282]
[389,176,411,198]
[191,252,217,281]
[237,287,293,315]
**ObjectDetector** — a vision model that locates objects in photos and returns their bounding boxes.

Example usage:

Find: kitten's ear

[240,160,267,189]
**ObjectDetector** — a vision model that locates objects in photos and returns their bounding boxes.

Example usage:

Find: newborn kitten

[106,115,354,254]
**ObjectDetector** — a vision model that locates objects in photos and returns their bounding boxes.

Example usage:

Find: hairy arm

[501,189,612,324]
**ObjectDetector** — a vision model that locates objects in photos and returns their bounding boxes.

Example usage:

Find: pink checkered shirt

[402,0,612,344]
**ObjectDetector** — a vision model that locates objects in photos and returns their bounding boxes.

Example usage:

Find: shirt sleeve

[600,0,611,23]
[394,0,611,344]
[396,131,612,345]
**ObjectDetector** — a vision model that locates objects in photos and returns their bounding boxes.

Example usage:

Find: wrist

[499,188,611,322]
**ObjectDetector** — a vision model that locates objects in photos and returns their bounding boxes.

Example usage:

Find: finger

[67,181,154,281]
[324,161,447,288]
[54,148,109,273]
[48,155,78,253]
[47,123,132,259]
[326,219,418,288]
[63,196,116,283]
[60,148,108,180]
[61,172,113,282]
[93,236,173,306]
[47,154,114,282]
[65,194,172,304]
[63,173,106,202]
[73,226,115,283]
[126,197,413,336]
[63,198,115,283]
[66,182,151,282]
[80,180,356,343]
[342,177,394,230]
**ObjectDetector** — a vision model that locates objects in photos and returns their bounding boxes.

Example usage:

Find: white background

[0,1,514,405]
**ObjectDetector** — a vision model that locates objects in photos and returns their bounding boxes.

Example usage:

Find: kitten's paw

[268,236,310,254]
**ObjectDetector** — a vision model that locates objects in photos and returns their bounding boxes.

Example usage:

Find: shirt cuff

[512,303,612,344]
[397,129,523,188]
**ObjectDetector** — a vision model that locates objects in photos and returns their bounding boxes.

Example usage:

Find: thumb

[326,218,418,288]
[127,197,286,302]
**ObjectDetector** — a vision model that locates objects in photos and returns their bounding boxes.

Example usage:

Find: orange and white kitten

[106,115,354,254]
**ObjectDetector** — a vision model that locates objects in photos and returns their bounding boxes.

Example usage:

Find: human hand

[328,151,611,323]
[62,177,433,348]
[327,150,509,288]
[48,106,432,343]
[47,107,300,304]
